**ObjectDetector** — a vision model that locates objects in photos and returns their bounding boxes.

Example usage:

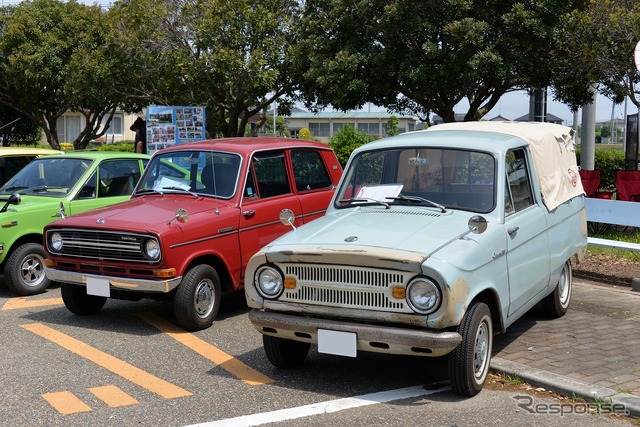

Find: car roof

[155,137,332,155]
[0,147,62,156]
[36,150,151,160]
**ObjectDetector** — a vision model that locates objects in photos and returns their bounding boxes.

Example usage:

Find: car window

[505,148,534,213]
[291,149,332,192]
[252,151,291,198]
[0,155,35,186]
[1,157,90,197]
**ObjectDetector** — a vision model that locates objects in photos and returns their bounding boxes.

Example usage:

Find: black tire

[4,242,50,296]
[61,282,107,315]
[174,264,221,331]
[542,261,572,318]
[448,302,493,397]
[263,335,310,368]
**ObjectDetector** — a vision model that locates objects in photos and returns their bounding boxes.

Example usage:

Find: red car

[44,138,342,331]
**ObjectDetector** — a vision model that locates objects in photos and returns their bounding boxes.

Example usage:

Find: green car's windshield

[0,157,91,197]
[336,147,496,213]
[137,150,241,199]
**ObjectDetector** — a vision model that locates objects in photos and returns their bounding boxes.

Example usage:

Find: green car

[0,151,150,296]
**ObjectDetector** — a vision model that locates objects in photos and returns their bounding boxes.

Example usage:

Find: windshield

[336,147,496,213]
[137,150,241,199]
[0,157,90,197]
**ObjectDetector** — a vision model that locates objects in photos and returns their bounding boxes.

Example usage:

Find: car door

[504,148,550,316]
[289,148,337,223]
[239,150,303,271]
[67,159,144,215]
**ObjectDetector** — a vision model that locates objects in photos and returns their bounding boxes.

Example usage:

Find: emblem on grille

[96,218,105,224]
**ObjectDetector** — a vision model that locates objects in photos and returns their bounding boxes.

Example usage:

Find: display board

[146,106,206,152]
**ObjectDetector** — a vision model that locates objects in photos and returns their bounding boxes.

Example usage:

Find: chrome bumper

[45,268,182,294]
[248,310,462,357]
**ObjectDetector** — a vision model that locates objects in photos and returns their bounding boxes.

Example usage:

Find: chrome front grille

[281,264,414,313]
[47,228,154,263]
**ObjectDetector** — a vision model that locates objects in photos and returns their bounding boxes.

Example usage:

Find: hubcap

[558,265,570,306]
[194,279,214,318]
[474,321,489,379]
[20,254,45,287]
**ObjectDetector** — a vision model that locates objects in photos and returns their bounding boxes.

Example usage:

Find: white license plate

[317,329,357,357]
[86,276,110,297]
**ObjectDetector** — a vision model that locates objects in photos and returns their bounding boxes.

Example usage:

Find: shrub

[329,124,375,167]
[576,147,625,190]
[298,128,313,140]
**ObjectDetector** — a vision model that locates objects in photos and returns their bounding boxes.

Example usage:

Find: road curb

[491,357,640,418]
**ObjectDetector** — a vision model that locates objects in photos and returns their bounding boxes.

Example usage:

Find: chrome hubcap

[194,279,214,318]
[20,255,45,287]
[474,321,489,378]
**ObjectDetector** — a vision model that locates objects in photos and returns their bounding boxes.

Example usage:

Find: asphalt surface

[491,278,640,418]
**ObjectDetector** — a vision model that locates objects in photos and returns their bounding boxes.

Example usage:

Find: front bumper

[248,310,462,357]
[45,268,182,294]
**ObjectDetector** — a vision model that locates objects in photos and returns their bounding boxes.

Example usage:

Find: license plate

[317,329,357,357]
[86,276,110,297]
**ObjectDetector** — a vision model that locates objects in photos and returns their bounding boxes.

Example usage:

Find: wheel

[4,242,50,296]
[174,264,221,331]
[61,282,107,315]
[448,302,493,397]
[542,260,572,318]
[263,335,310,368]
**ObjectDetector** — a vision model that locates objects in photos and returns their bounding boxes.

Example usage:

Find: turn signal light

[284,277,297,289]
[154,268,177,279]
[392,286,406,299]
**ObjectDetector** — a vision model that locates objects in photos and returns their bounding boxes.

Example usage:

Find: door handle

[242,209,256,218]
[507,226,519,235]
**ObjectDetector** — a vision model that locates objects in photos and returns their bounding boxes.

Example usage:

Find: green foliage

[576,146,625,190]
[0,0,122,149]
[97,143,135,153]
[386,116,399,136]
[329,124,375,167]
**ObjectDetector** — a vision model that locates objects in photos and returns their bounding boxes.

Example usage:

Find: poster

[146,106,206,152]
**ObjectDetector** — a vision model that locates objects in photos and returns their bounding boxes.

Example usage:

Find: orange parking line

[89,385,139,407]
[1,297,63,310]
[21,323,192,399]
[137,312,274,386]
[42,391,92,415]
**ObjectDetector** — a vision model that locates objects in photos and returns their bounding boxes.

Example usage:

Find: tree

[329,124,375,167]
[386,116,399,136]
[550,0,640,110]
[108,0,300,138]
[0,105,41,146]
[0,0,127,149]
[293,0,584,123]
[298,127,313,140]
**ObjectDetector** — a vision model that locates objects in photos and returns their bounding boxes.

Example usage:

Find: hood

[49,194,232,233]
[265,206,475,257]
[0,193,65,217]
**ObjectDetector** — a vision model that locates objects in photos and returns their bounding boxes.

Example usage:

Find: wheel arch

[469,288,504,334]
[183,254,234,292]
[1,232,43,269]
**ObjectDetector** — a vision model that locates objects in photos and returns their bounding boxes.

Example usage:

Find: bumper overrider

[248,310,462,357]
[44,268,182,294]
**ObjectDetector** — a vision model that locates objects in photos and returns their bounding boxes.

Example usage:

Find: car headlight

[50,232,63,252]
[406,277,441,314]
[255,265,284,299]
[143,238,161,261]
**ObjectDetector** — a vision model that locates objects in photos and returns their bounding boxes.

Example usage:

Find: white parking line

[184,384,449,427]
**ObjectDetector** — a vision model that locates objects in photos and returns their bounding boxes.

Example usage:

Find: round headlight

[143,238,161,261]
[50,232,63,252]
[406,277,441,314]
[255,265,284,299]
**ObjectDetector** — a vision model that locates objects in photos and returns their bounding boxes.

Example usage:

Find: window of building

[357,122,380,136]
[309,122,330,137]
[332,122,345,135]
[56,115,81,143]
[103,114,124,135]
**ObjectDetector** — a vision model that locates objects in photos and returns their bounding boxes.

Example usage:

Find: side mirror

[0,192,21,213]
[468,215,487,234]
[167,208,189,225]
[279,208,297,230]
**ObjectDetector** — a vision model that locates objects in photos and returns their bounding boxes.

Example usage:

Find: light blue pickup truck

[244,121,588,397]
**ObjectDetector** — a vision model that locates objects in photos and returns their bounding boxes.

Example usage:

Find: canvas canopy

[426,121,584,212]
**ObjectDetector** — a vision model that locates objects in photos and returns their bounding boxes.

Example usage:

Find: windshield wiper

[2,186,28,191]
[30,185,66,192]
[339,198,390,208]
[386,195,446,213]
[161,186,200,199]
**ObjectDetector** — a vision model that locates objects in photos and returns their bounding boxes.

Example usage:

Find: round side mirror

[8,192,21,206]
[279,209,296,229]
[175,208,189,223]
[468,215,487,234]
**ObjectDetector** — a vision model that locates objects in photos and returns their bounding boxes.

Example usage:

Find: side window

[97,160,141,198]
[505,149,534,213]
[78,170,97,199]
[252,151,291,198]
[291,150,332,192]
